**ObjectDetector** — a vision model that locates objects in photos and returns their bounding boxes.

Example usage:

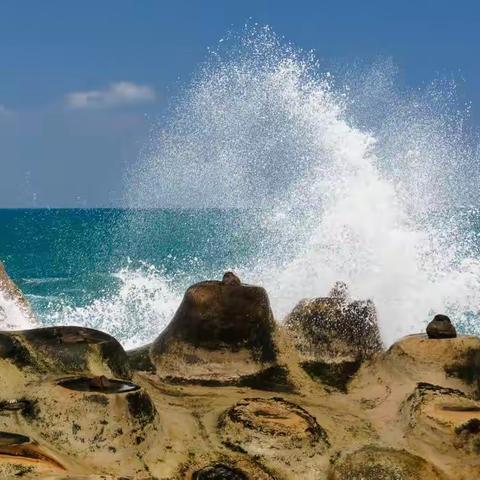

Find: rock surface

[150,274,292,391]
[285,282,382,391]
[427,314,457,339]
[0,275,478,478]
[329,446,448,479]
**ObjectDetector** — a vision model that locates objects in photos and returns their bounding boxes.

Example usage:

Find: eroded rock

[403,382,480,456]
[285,282,382,391]
[151,274,291,390]
[0,431,65,477]
[0,272,479,478]
[192,463,247,480]
[219,397,329,477]
[0,326,131,379]
[383,334,480,397]
[329,446,447,479]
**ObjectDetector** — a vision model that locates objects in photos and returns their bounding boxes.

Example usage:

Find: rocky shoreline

[0,264,479,479]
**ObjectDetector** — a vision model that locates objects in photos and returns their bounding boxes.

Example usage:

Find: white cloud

[65,82,156,109]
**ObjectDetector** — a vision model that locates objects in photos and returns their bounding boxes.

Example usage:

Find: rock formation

[427,314,457,339]
[329,446,448,479]
[0,273,479,478]
[285,282,382,391]
[149,274,292,391]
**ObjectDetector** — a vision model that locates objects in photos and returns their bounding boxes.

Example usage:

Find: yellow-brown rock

[285,282,382,391]
[150,274,292,391]
[0,275,478,479]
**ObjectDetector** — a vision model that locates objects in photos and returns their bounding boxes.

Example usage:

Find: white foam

[128,26,480,346]
[43,262,181,349]
[0,290,36,330]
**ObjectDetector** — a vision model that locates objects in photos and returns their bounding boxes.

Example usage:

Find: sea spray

[128,26,480,345]
[43,261,181,349]
[2,27,479,348]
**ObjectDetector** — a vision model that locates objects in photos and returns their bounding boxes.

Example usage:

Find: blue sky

[1,0,479,207]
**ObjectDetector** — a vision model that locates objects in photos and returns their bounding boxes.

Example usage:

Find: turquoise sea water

[1,204,480,350]
[0,208,266,346]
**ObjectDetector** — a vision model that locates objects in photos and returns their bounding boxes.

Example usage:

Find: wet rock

[0,326,131,379]
[285,282,382,390]
[426,314,457,339]
[329,446,447,479]
[0,431,31,446]
[151,274,290,390]
[58,376,140,394]
[0,398,34,414]
[0,432,65,475]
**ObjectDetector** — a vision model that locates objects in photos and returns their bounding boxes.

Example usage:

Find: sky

[0,0,479,207]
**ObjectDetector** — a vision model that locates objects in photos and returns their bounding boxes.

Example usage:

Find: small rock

[426,314,457,339]
[222,271,241,286]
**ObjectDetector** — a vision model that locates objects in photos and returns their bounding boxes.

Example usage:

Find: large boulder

[0,261,37,328]
[150,273,291,391]
[285,282,382,391]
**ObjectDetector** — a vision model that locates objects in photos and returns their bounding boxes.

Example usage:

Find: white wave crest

[128,26,480,345]
[43,263,181,349]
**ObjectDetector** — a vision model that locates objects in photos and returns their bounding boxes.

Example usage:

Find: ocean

[1,206,480,351]
[2,28,480,349]
[0,208,266,348]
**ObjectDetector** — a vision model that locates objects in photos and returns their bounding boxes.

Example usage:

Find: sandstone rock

[0,326,131,379]
[402,382,480,456]
[1,274,480,478]
[329,446,447,479]
[151,274,292,391]
[218,397,329,478]
[427,314,457,339]
[285,282,382,391]
[381,334,480,397]
[0,355,159,478]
